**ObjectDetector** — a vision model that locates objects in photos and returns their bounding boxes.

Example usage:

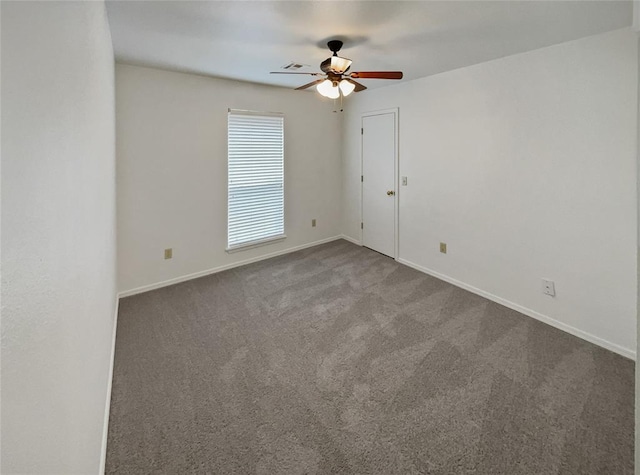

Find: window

[227,109,285,251]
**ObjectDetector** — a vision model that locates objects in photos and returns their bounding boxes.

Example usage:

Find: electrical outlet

[312,218,316,227]
[542,279,555,297]
[164,248,173,260]
[440,242,447,254]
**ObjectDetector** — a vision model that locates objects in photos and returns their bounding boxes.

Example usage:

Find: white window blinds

[227,110,285,251]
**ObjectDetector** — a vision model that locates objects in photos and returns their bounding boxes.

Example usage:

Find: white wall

[1,1,117,473]
[343,28,638,357]
[116,64,342,294]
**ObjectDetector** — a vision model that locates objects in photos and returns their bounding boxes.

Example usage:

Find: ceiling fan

[271,40,403,99]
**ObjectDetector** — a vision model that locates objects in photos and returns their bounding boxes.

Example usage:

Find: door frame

[360,108,399,260]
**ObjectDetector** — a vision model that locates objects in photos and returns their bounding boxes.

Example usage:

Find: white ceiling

[106,1,632,91]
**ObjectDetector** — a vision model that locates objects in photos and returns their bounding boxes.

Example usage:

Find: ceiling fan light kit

[271,39,404,106]
[339,79,356,96]
[317,79,340,99]
[316,78,356,99]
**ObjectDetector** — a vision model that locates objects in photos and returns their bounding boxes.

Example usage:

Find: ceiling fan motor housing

[321,40,352,74]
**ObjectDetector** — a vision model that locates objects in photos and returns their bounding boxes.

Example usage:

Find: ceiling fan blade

[349,71,403,80]
[270,72,323,76]
[295,79,324,90]
[344,78,367,92]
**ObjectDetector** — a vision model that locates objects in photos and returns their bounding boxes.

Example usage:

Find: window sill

[226,234,286,254]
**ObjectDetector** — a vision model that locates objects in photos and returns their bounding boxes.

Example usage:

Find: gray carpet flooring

[107,239,634,474]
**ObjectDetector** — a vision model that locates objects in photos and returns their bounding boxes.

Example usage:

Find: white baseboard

[99,295,120,474]
[397,258,636,360]
[119,235,345,298]
[339,234,362,246]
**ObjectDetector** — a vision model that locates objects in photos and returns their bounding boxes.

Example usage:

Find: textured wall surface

[342,28,638,357]
[116,64,343,294]
[1,1,117,473]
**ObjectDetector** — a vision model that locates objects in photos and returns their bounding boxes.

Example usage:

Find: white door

[362,111,396,258]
